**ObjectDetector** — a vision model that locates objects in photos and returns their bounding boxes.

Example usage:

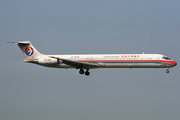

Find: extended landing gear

[79,69,90,76]
[85,70,90,76]
[79,69,84,74]
[166,69,169,73]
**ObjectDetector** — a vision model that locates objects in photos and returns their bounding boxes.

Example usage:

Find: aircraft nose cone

[169,60,177,66]
[173,61,177,66]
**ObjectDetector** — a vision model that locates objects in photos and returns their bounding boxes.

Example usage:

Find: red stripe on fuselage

[76,60,177,66]
[159,60,177,66]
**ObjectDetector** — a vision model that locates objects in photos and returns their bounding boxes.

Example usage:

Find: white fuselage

[29,54,176,69]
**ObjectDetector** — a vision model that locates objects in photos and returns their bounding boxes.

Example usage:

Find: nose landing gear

[166,69,169,73]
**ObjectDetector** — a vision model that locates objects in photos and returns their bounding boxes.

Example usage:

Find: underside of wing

[50,56,100,69]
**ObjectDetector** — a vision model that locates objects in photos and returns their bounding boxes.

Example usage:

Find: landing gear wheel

[79,69,84,74]
[166,69,169,73]
[85,70,90,76]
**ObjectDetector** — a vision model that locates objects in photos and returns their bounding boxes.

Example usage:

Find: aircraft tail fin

[7,41,43,58]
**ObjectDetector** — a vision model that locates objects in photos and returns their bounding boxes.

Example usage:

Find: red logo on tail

[25,46,34,56]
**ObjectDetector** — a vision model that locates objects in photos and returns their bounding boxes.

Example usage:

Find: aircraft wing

[50,56,100,69]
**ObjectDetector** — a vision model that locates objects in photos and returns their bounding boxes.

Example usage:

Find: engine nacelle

[38,58,58,64]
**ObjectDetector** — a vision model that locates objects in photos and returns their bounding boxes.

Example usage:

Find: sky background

[0,0,180,120]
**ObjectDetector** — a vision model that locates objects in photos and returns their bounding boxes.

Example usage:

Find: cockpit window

[162,56,171,60]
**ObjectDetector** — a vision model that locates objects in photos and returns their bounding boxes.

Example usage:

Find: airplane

[8,41,177,76]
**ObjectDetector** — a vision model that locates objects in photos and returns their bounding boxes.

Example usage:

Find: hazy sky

[1,1,180,120]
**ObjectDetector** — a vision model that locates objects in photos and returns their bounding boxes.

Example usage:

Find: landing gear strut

[79,69,90,76]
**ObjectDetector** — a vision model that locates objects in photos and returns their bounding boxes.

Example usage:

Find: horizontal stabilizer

[7,41,30,45]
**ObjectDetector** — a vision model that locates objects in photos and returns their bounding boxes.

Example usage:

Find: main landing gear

[79,69,90,76]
